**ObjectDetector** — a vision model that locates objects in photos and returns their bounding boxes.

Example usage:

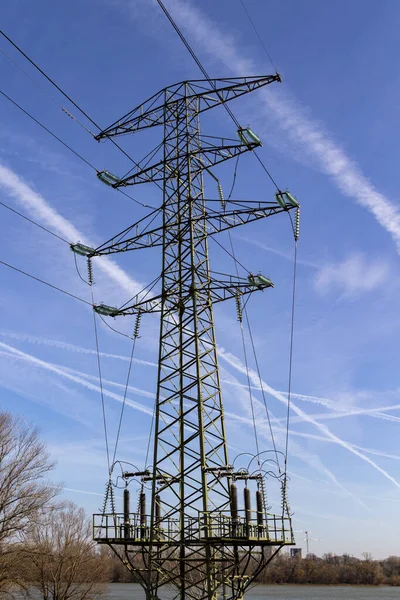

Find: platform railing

[93,510,293,545]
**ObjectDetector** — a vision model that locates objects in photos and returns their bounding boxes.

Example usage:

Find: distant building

[290,548,302,559]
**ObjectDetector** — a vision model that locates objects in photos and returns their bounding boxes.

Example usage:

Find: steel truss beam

[95,76,281,139]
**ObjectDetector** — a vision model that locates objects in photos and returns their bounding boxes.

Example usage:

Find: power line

[0,44,95,136]
[0,89,97,171]
[0,29,163,195]
[284,213,299,475]
[0,257,92,306]
[155,0,241,130]
[154,0,282,193]
[0,29,99,130]
[253,149,280,192]
[0,88,152,208]
[90,285,111,475]
[112,331,138,464]
[238,0,278,72]
[227,155,240,201]
[0,199,69,244]
[97,314,136,341]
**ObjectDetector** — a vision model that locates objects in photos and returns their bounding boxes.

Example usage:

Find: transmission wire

[0,199,69,244]
[226,231,262,466]
[210,235,251,275]
[224,163,282,471]
[0,44,95,135]
[0,29,99,129]
[144,402,157,470]
[155,0,240,130]
[90,284,111,475]
[0,29,163,195]
[253,149,280,192]
[97,314,136,341]
[0,89,97,171]
[227,155,240,201]
[155,0,285,196]
[0,88,151,208]
[0,257,92,306]
[112,332,139,465]
[284,213,299,476]
[238,0,278,72]
[73,252,90,285]
[243,310,282,474]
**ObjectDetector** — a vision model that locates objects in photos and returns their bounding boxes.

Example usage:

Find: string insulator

[281,475,291,517]
[235,292,243,323]
[133,310,142,339]
[101,480,115,516]
[217,182,226,210]
[109,482,116,515]
[87,257,94,286]
[100,482,109,516]
[294,207,300,242]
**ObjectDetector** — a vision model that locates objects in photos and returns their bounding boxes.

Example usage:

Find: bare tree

[0,412,58,591]
[25,502,108,600]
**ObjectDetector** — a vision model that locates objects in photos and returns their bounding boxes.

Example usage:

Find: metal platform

[93,510,293,546]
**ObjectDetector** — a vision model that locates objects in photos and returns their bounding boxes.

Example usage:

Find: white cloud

[314,253,389,298]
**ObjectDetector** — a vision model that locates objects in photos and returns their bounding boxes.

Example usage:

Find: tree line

[1,409,400,600]
[254,552,400,586]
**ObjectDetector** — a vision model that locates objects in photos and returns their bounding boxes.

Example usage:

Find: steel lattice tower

[86,76,296,600]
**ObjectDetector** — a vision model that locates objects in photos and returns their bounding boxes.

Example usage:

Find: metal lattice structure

[87,76,296,600]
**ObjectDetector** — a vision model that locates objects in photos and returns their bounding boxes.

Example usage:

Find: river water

[106,582,400,599]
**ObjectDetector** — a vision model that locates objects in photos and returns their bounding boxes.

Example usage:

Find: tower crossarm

[95,75,281,139]
[94,272,273,317]
[207,272,274,304]
[106,140,262,188]
[92,201,295,256]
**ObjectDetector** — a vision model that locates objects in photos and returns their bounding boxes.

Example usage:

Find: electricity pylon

[85,76,296,600]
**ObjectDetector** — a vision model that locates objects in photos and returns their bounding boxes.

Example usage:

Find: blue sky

[1,0,400,558]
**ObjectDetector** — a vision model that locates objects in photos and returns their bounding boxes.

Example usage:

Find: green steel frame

[91,76,295,600]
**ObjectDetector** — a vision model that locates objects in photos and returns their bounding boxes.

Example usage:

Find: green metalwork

[91,76,295,600]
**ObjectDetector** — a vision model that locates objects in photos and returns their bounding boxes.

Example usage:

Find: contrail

[139,0,400,253]
[225,377,400,425]
[0,342,371,507]
[0,331,157,367]
[222,369,368,509]
[60,364,155,399]
[64,487,105,498]
[0,164,142,295]
[219,347,400,489]
[267,422,400,463]
[4,330,397,429]
[0,341,154,416]
[284,404,400,425]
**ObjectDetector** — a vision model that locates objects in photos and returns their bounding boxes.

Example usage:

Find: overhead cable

[283,212,299,475]
[90,283,111,475]
[154,0,282,193]
[0,29,163,195]
[238,0,278,72]
[155,0,241,130]
[0,257,92,306]
[0,199,69,244]
[0,88,151,208]
[0,89,97,171]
